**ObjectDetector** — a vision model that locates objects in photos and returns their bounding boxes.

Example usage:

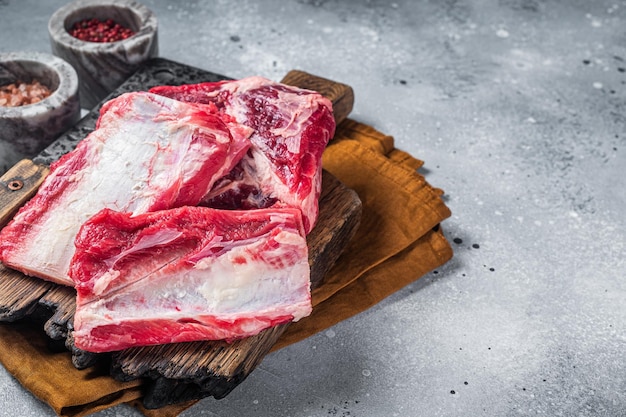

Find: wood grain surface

[0,159,49,229]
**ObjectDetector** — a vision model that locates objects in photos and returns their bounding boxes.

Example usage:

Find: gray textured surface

[1,1,625,416]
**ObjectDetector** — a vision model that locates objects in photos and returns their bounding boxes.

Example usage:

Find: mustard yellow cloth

[0,119,452,417]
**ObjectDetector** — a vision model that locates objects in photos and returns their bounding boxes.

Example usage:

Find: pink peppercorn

[69,18,135,43]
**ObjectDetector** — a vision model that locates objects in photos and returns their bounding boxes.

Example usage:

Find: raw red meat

[70,206,311,353]
[150,76,335,233]
[0,92,251,286]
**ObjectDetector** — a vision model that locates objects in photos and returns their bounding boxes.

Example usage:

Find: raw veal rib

[0,92,251,286]
[70,206,311,353]
[150,76,336,233]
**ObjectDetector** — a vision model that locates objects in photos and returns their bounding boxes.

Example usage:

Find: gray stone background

[0,0,624,416]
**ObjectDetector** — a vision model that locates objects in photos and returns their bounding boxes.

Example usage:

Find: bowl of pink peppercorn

[48,0,158,109]
[0,51,80,174]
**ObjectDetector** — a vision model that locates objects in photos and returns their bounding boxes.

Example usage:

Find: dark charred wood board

[0,58,360,408]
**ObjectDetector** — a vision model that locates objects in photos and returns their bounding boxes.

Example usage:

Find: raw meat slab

[150,76,336,233]
[71,206,311,353]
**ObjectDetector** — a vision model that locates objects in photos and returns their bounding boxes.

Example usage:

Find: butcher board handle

[0,160,49,228]
[281,70,354,125]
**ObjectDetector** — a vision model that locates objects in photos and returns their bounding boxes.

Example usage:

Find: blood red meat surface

[70,206,311,353]
[150,76,336,233]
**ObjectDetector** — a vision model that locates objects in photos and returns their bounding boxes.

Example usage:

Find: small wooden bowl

[0,52,80,174]
[48,0,158,109]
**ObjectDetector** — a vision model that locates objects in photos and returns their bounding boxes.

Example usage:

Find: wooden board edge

[0,159,49,229]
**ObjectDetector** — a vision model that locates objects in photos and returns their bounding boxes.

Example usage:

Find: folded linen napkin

[0,119,452,417]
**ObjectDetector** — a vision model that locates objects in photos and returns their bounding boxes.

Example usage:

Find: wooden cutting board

[0,59,361,408]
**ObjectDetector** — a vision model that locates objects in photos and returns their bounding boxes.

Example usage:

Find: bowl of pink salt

[0,52,80,174]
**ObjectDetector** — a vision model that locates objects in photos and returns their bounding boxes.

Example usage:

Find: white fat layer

[92,269,121,297]
[195,236,306,311]
[270,91,316,148]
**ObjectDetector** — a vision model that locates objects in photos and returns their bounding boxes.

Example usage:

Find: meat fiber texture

[150,76,336,234]
[0,92,252,286]
[70,206,311,353]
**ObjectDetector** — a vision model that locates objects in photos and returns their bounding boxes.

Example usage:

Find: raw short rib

[150,76,336,233]
[70,206,311,353]
[0,92,251,286]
